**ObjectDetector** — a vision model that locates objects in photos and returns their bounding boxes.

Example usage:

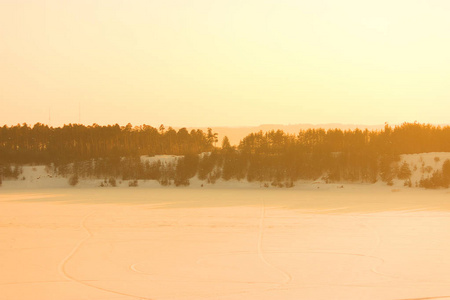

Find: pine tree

[222,136,232,149]
[397,162,412,179]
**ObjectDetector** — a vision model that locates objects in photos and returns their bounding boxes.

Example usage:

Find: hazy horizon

[2,121,447,128]
[2,1,450,127]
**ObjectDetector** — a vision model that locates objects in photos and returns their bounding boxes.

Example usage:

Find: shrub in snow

[419,171,449,189]
[397,162,412,180]
[158,178,171,186]
[285,181,294,188]
[174,178,189,187]
[443,160,450,180]
[108,177,117,187]
[68,175,79,186]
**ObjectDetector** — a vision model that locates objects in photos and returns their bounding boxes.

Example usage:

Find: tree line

[1,122,450,188]
[168,122,450,188]
[0,123,217,164]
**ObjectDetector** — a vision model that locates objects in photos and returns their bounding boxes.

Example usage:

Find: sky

[1,0,449,127]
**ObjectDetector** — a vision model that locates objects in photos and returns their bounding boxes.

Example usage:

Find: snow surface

[1,186,450,300]
[2,153,450,299]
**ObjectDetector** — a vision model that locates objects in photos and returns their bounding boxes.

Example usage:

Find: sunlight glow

[1,0,449,126]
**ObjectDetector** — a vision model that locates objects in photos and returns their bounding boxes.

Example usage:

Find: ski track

[348,214,386,300]
[128,202,294,300]
[130,262,258,300]
[364,219,400,280]
[57,203,449,300]
[58,211,153,300]
[127,211,256,300]
[257,199,293,285]
[363,208,448,284]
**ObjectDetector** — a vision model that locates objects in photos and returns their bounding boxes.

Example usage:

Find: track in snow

[58,212,153,300]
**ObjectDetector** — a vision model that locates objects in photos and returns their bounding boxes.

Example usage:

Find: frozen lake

[1,187,450,300]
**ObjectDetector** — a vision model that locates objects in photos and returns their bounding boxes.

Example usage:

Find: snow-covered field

[1,187,450,300]
[5,152,450,190]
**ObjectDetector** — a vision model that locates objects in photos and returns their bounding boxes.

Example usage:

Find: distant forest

[1,122,450,188]
[0,123,217,163]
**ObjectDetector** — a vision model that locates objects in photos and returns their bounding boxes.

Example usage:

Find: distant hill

[185,123,385,146]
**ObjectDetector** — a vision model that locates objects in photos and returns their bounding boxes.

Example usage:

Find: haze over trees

[1,122,450,188]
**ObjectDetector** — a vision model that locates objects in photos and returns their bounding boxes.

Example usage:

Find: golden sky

[1,0,449,127]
